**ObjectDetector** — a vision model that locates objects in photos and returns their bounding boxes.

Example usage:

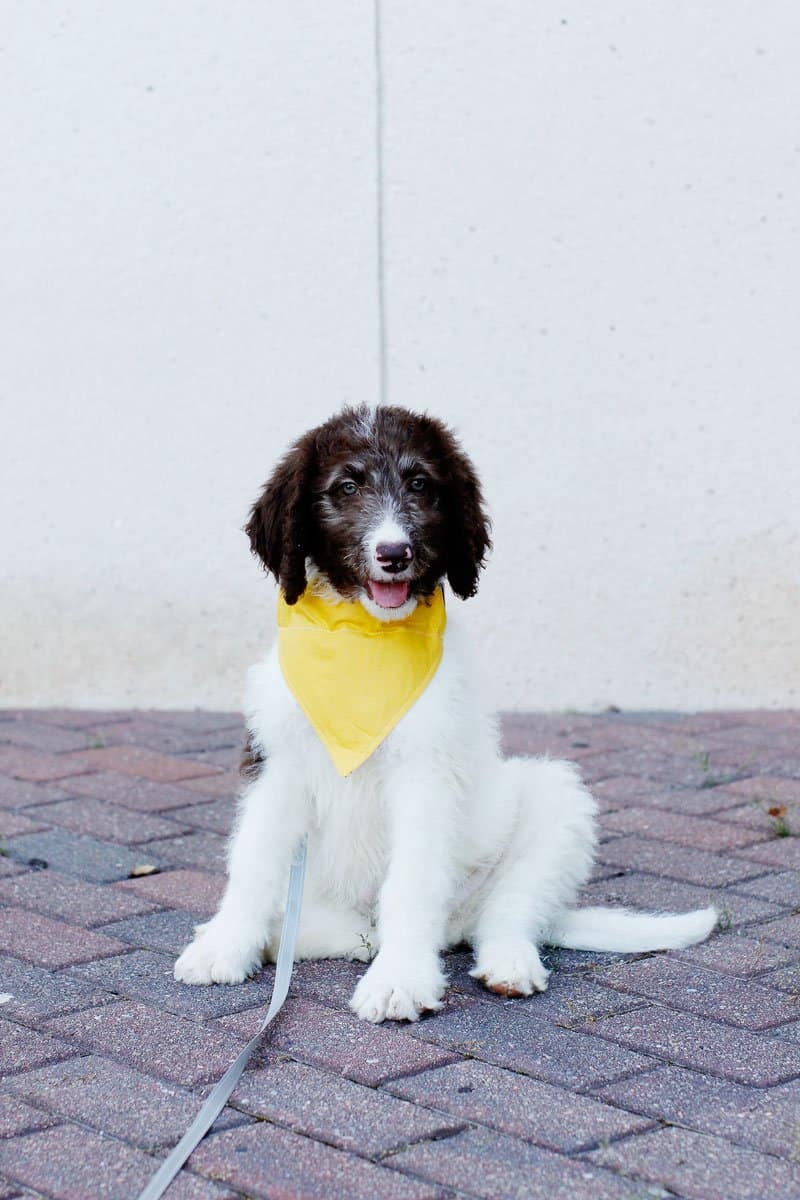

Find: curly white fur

[175,607,717,1022]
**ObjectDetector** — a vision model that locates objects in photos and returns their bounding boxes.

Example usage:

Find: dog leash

[136,837,308,1200]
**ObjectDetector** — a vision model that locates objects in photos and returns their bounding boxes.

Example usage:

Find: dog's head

[245,405,491,618]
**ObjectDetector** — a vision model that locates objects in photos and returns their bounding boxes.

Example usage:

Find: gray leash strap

[136,838,308,1200]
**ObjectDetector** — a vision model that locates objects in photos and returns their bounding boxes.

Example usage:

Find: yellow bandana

[277,586,446,777]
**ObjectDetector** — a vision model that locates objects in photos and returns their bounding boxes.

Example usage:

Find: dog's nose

[375,541,413,573]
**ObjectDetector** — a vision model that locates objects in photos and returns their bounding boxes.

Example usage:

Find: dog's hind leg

[288,899,377,963]
[467,758,597,997]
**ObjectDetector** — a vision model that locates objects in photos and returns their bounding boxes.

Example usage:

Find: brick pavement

[0,707,798,1199]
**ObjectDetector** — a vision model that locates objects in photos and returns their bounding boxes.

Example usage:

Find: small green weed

[694,748,753,790]
[715,902,733,932]
[767,804,792,837]
[358,931,376,962]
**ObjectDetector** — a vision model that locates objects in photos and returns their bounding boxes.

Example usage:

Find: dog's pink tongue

[369,580,410,608]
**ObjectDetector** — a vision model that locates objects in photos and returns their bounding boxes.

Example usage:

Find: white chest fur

[243,615,508,914]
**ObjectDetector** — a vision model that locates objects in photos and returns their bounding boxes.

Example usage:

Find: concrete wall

[4,2,799,712]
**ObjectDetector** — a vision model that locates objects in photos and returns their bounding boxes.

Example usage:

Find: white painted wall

[2,2,378,709]
[3,3,799,711]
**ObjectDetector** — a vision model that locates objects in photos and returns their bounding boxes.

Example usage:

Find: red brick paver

[588,1124,800,1200]
[0,906,127,968]
[0,1123,235,1199]
[58,744,224,784]
[116,866,225,916]
[0,706,798,1200]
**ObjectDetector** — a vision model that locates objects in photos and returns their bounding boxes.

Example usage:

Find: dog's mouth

[366,579,411,609]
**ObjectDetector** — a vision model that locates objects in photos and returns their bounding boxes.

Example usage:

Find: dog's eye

[339,480,359,496]
[409,477,427,493]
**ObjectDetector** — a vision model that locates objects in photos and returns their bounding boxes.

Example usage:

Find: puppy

[175,405,716,1022]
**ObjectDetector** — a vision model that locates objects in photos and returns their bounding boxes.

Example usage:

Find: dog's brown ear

[433,422,492,600]
[244,431,317,604]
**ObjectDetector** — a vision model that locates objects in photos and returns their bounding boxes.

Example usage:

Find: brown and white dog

[175,405,716,1022]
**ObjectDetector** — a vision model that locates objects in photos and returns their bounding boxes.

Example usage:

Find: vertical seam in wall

[373,0,388,407]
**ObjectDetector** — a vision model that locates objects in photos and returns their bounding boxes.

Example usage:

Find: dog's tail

[549,904,718,953]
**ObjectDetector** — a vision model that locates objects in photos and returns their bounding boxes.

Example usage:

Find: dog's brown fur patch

[244,405,491,606]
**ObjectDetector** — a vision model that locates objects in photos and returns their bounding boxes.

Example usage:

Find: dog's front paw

[470,936,550,997]
[349,951,445,1023]
[174,928,261,986]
